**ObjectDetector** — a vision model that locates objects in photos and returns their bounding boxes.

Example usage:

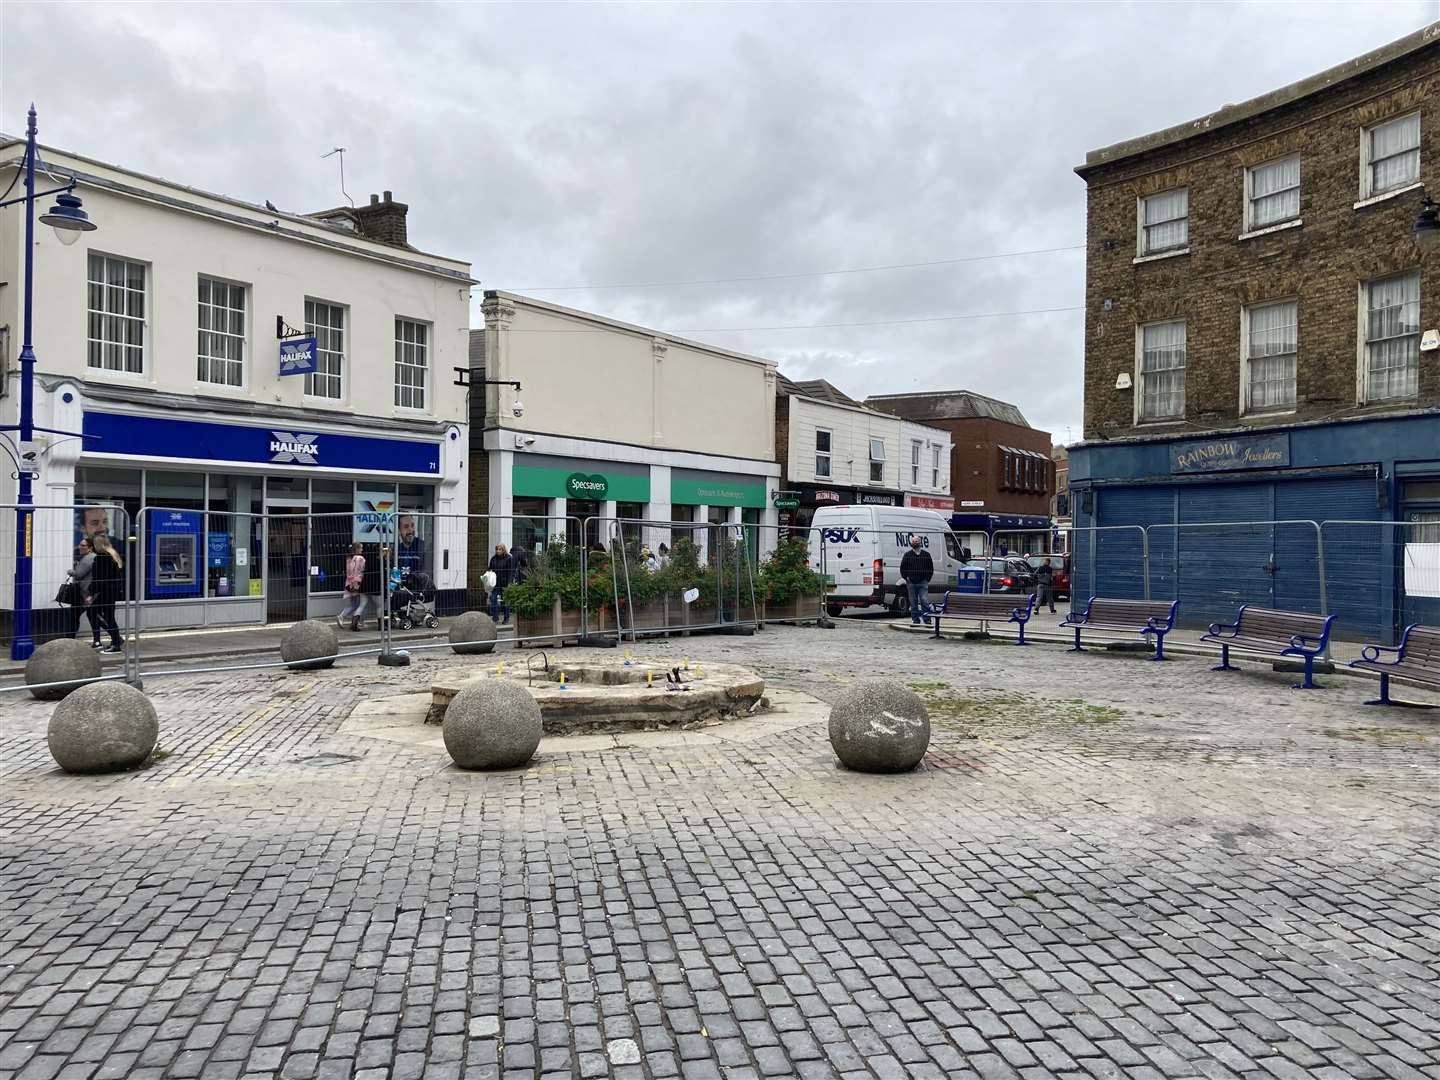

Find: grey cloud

[3,0,1432,440]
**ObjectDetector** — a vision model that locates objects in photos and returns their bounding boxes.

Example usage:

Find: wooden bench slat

[1349,624,1440,703]
[1201,605,1336,688]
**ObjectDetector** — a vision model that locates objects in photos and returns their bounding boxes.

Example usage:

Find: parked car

[1023,553,1071,600]
[961,557,1037,594]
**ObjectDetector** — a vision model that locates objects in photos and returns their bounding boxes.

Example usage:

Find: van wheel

[826,604,843,618]
[891,594,909,616]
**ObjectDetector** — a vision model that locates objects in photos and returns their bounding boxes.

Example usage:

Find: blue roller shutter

[1094,486,1174,600]
[1275,476,1382,640]
[1175,483,1274,629]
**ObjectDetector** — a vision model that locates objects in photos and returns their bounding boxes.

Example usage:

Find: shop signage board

[278,336,319,376]
[565,473,610,500]
[773,497,800,510]
[83,411,441,475]
[1170,433,1290,474]
[513,464,649,502]
[671,470,767,508]
[906,494,954,511]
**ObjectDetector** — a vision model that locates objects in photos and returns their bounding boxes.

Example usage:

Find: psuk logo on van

[269,432,319,465]
[820,528,859,543]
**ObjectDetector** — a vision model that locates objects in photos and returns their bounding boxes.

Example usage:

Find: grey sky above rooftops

[2,2,1431,443]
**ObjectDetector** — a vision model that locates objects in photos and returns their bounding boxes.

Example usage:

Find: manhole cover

[294,751,364,767]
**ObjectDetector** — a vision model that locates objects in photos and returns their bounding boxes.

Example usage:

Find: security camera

[512,399,525,418]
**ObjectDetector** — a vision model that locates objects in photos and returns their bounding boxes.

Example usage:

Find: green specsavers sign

[564,473,609,499]
[670,469,767,508]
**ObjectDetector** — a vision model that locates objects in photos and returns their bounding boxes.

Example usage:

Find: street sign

[279,336,318,376]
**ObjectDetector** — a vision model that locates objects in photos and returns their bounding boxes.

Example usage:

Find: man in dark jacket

[1035,557,1057,613]
[899,534,934,625]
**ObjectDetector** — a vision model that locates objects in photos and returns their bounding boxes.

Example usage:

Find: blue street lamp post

[2,105,97,660]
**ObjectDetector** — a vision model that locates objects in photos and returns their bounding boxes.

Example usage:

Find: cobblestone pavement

[2,622,1437,1080]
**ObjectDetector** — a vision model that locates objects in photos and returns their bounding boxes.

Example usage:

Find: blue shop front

[65,406,465,631]
[1068,412,1440,642]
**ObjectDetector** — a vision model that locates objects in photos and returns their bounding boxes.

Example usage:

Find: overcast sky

[3,2,1435,441]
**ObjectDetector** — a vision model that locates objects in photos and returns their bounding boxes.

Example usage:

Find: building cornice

[1073,406,1439,451]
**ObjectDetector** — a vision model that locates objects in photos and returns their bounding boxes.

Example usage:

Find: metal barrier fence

[5,506,1435,691]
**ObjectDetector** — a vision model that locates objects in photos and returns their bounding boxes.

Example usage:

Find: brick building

[865,391,1054,553]
[1069,25,1440,638]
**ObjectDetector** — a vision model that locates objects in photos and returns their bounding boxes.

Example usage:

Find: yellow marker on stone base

[646,671,654,687]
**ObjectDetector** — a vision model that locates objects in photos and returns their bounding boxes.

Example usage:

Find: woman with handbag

[63,538,97,643]
[88,533,125,654]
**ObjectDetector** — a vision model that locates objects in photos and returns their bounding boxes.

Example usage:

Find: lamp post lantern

[2,105,97,660]
[1414,192,1440,252]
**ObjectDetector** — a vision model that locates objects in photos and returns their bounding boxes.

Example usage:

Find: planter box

[762,594,822,622]
[628,600,670,632]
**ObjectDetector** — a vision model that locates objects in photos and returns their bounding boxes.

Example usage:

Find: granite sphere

[26,638,103,700]
[449,611,498,655]
[48,681,159,773]
[280,619,339,671]
[444,680,543,769]
[828,679,930,772]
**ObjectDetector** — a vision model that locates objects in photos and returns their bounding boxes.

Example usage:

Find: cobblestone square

[2,622,1437,1080]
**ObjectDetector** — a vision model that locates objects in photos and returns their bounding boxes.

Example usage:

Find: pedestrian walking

[66,538,97,642]
[337,543,369,631]
[488,544,516,623]
[1035,557,1057,614]
[899,534,934,626]
[88,533,126,653]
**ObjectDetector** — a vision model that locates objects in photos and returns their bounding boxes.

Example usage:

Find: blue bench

[1059,598,1179,661]
[1349,624,1440,706]
[1200,605,1336,689]
[931,591,1036,645]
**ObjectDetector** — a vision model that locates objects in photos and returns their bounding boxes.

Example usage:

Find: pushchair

[385,569,439,630]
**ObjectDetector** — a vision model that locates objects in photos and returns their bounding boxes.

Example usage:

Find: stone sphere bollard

[280,619,340,671]
[443,680,543,770]
[48,681,159,773]
[449,611,498,655]
[26,638,104,700]
[828,680,931,773]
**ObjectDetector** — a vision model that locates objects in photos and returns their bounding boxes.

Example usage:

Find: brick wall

[916,417,1053,515]
[466,447,490,606]
[1080,44,1440,439]
[774,394,791,485]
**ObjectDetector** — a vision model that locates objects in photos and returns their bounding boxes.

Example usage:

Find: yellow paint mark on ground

[167,705,280,784]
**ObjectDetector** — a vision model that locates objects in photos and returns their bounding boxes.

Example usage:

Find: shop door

[1402,507,1440,633]
[565,501,600,550]
[266,508,308,623]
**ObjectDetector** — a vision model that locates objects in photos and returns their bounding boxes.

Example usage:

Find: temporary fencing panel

[1279,477,1384,637]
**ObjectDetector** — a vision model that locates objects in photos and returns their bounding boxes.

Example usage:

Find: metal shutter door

[1276,477,1383,640]
[1094,486,1173,600]
[1175,484,1274,630]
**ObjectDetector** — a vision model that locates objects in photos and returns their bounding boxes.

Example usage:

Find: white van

[807,505,967,616]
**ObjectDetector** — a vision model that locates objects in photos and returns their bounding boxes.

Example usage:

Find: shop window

[513,497,552,557]
[397,484,434,578]
[616,501,645,547]
[206,475,262,598]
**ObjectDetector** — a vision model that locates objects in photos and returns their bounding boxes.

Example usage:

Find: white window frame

[814,428,832,479]
[1137,188,1189,256]
[1244,155,1301,232]
[304,298,346,401]
[868,437,885,484]
[86,252,147,377]
[1135,320,1187,424]
[1358,270,1421,404]
[1360,111,1421,200]
[1241,300,1298,416]
[394,317,430,411]
[197,276,247,388]
[931,445,941,489]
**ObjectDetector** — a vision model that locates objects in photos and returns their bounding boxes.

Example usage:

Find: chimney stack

[351,191,409,246]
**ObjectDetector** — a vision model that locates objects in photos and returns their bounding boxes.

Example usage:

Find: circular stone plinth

[281,620,339,671]
[26,638,103,700]
[828,680,930,772]
[431,657,765,735]
[449,611,498,655]
[443,680,543,769]
[48,681,159,774]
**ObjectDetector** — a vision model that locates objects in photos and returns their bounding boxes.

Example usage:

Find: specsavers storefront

[62,400,466,629]
[487,444,777,557]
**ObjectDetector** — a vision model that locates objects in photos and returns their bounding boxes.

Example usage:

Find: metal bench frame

[1059,598,1180,661]
[1201,604,1337,690]
[1349,624,1440,707]
[931,591,1036,646]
